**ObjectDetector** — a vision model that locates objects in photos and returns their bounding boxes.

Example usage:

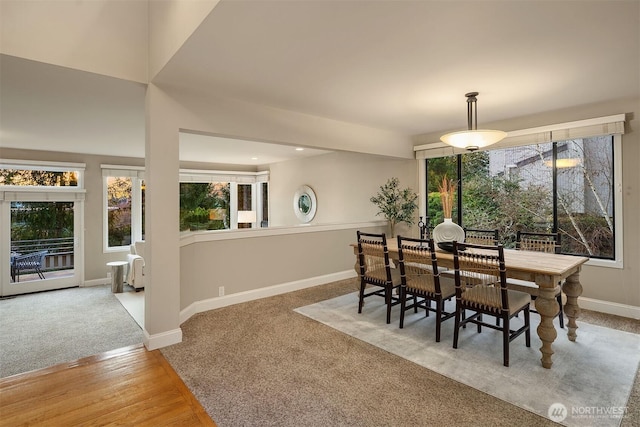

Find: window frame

[417,124,623,269]
[103,166,270,252]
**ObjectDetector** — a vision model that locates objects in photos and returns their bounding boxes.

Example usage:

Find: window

[1,160,85,293]
[102,166,144,251]
[425,135,617,260]
[179,182,230,231]
[104,166,269,247]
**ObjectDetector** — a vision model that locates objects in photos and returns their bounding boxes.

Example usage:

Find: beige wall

[179,225,386,310]
[414,96,640,309]
[0,0,148,83]
[269,151,418,228]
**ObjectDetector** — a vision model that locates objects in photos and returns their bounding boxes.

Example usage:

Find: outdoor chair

[12,250,48,282]
[356,231,402,324]
[452,241,531,367]
[509,231,564,328]
[397,236,455,342]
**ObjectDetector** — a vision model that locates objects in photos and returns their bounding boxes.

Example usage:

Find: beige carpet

[296,291,640,427]
[160,279,639,427]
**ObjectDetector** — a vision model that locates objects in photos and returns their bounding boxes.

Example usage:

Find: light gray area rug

[115,289,145,328]
[295,292,640,427]
[0,285,144,378]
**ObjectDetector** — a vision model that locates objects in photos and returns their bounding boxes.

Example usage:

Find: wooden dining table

[351,240,589,369]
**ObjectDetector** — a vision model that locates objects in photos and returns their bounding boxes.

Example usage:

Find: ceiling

[1,1,638,165]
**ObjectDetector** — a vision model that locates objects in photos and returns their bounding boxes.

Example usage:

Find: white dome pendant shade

[440,92,506,151]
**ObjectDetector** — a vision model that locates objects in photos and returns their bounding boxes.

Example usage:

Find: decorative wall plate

[293,185,317,223]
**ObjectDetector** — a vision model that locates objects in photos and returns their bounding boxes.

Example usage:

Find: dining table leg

[535,285,560,369]
[563,270,583,342]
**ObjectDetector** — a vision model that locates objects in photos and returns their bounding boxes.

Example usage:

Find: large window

[426,135,616,260]
[103,166,269,250]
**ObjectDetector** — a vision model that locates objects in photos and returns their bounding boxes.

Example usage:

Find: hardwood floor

[0,344,216,426]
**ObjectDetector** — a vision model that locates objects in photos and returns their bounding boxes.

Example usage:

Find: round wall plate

[293,185,317,223]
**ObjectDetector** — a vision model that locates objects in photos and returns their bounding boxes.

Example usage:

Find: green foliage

[11,202,74,241]
[370,177,418,235]
[179,183,231,231]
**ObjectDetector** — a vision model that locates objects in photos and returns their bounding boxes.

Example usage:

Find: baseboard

[82,277,109,287]
[180,269,357,324]
[578,297,640,320]
[143,327,183,350]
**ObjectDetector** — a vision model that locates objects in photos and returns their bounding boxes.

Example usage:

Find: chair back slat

[453,242,508,313]
[357,231,393,285]
[517,231,560,254]
[397,236,441,295]
[463,228,499,246]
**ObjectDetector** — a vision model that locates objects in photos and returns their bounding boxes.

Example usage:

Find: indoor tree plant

[370,177,418,237]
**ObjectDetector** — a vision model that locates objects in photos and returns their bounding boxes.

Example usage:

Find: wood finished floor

[0,344,216,426]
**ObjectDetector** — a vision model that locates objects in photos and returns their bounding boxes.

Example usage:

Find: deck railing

[10,237,74,271]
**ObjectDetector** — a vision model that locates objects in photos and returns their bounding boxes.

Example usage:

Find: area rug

[295,292,640,427]
[115,289,145,328]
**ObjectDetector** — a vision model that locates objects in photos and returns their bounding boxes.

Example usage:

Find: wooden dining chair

[452,241,531,367]
[397,236,456,342]
[356,231,402,324]
[510,231,564,328]
[463,228,499,246]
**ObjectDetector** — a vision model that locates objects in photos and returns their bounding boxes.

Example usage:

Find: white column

[143,84,182,349]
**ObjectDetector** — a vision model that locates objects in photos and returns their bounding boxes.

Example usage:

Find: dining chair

[397,236,456,342]
[463,228,499,246]
[356,231,402,324]
[510,231,564,328]
[452,241,531,367]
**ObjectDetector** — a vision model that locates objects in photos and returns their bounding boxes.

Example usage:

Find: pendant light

[440,92,506,151]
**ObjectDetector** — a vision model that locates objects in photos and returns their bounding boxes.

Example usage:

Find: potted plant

[370,177,418,237]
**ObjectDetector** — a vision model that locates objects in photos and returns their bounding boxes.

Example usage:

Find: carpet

[0,285,144,378]
[295,292,640,427]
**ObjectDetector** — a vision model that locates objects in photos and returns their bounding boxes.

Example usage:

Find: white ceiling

[1,1,638,165]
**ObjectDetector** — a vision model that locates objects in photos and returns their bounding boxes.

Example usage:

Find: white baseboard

[180,269,357,324]
[143,327,183,350]
[82,277,110,287]
[578,297,640,320]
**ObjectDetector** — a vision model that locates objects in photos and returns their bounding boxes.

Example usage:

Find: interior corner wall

[0,0,148,83]
[148,0,219,80]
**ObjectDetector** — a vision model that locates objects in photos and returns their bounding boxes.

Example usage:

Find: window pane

[179,182,230,231]
[11,201,75,282]
[464,143,554,247]
[261,182,269,227]
[107,177,132,247]
[237,184,253,228]
[1,170,78,186]
[556,136,614,258]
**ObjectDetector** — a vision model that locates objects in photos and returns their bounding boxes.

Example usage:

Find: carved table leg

[536,286,560,369]
[563,271,583,342]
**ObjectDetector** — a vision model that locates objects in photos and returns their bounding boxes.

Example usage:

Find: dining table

[351,240,589,369]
